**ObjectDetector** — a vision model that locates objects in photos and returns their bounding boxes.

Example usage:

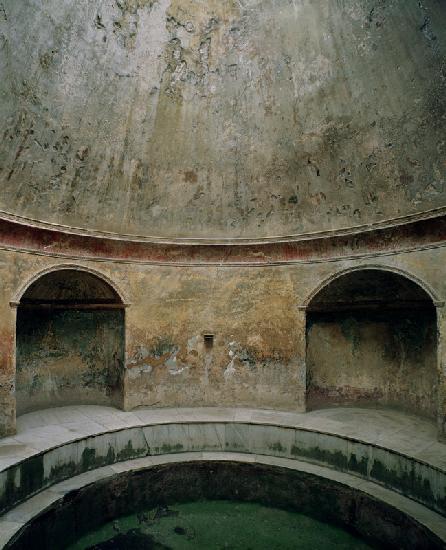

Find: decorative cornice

[1,206,446,245]
[0,211,445,266]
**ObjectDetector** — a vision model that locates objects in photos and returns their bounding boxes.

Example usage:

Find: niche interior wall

[306,269,438,418]
[15,269,126,415]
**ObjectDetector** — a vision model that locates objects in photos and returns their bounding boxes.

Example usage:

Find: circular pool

[5,461,444,550]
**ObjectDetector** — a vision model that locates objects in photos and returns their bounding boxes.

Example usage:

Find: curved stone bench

[0,406,444,543]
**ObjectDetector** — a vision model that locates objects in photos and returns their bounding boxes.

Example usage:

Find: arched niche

[306,269,438,418]
[15,269,125,415]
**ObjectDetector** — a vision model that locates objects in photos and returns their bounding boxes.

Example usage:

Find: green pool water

[68,500,373,550]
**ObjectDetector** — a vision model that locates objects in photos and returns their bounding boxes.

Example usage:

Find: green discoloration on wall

[20,455,44,498]
[82,446,116,470]
[80,441,147,471]
[348,454,368,477]
[81,447,97,470]
[269,442,286,453]
[117,440,147,461]
[392,317,432,359]
[0,455,44,513]
[1,468,19,514]
[340,318,361,353]
[149,337,177,359]
[151,443,184,455]
[369,460,436,504]
[48,460,77,483]
[291,445,349,471]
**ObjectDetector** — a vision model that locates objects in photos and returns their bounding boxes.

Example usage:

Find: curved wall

[0,232,445,438]
[0,0,445,239]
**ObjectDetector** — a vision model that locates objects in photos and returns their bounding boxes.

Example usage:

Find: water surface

[68,500,373,549]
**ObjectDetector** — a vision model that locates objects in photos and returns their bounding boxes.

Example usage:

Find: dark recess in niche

[203,333,215,350]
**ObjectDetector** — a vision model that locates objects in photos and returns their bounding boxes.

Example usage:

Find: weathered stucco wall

[124,266,305,411]
[0,300,14,437]
[0,0,445,239]
[0,0,444,448]
[0,242,444,437]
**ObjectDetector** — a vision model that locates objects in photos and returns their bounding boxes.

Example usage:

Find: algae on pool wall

[68,500,373,550]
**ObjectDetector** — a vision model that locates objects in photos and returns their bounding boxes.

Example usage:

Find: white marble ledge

[0,405,443,474]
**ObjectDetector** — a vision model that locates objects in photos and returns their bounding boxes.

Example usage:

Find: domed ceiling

[0,0,445,240]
